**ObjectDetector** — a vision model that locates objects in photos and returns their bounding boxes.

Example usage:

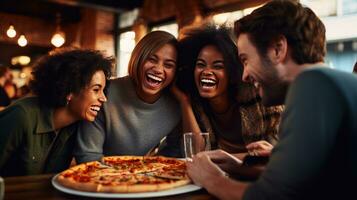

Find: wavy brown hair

[234,0,326,64]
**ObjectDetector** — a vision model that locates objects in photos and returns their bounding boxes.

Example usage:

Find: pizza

[56,156,191,193]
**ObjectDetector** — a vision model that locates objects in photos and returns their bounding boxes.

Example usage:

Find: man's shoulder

[300,66,356,80]
[299,67,357,92]
[296,67,354,88]
[292,67,357,112]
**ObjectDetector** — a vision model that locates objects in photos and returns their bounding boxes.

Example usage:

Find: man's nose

[242,68,250,83]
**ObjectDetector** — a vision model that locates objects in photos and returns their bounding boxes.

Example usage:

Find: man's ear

[269,35,288,64]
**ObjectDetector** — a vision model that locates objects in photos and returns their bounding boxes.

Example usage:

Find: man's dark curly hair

[234,0,326,64]
[177,24,242,102]
[29,48,114,108]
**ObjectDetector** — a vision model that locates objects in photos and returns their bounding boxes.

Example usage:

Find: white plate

[51,175,201,198]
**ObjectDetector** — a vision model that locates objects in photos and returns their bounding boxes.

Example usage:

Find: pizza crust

[56,156,192,193]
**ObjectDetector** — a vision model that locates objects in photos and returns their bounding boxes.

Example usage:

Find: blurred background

[0,0,356,101]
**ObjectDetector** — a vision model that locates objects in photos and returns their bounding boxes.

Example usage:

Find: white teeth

[202,85,215,89]
[91,106,100,111]
[201,79,216,84]
[254,82,260,88]
[147,74,163,82]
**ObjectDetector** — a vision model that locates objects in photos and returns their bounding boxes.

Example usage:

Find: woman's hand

[246,140,273,157]
[170,84,190,105]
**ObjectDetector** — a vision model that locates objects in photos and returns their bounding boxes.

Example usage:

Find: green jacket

[0,97,77,177]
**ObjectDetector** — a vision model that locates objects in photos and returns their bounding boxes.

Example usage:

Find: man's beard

[260,56,289,106]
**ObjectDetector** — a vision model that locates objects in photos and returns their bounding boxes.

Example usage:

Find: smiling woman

[175,25,284,156]
[75,31,182,164]
[0,48,113,177]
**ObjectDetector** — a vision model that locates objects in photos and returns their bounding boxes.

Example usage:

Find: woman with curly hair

[0,48,113,177]
[175,25,284,158]
[75,31,181,163]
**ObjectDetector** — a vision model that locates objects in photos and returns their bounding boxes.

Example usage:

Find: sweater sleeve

[243,70,346,199]
[74,109,106,163]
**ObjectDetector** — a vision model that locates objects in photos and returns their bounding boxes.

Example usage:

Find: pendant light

[51,13,66,47]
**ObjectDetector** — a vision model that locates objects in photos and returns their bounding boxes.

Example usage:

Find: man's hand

[186,151,228,187]
[186,150,250,200]
[203,150,243,173]
[246,140,273,157]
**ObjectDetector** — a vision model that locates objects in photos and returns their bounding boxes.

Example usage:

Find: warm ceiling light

[51,31,65,47]
[51,13,66,47]
[18,35,27,47]
[11,56,31,66]
[6,25,17,38]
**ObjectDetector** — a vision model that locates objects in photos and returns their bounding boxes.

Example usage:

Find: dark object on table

[243,155,269,166]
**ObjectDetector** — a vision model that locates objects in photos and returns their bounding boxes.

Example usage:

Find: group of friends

[1,1,356,199]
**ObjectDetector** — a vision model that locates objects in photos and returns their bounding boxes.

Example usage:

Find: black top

[244,67,357,200]
[0,87,10,107]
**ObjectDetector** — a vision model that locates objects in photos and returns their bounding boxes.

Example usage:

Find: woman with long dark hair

[175,25,284,156]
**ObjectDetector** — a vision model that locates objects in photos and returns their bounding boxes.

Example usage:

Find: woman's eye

[196,62,205,68]
[165,63,175,69]
[148,57,157,62]
[214,65,224,69]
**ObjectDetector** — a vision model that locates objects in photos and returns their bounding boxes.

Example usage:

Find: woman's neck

[53,107,78,130]
[135,85,161,104]
[208,94,233,114]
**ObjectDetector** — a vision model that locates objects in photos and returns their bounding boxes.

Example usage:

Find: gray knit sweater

[75,76,181,163]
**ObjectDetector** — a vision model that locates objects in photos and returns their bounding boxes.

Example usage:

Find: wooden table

[4,174,217,200]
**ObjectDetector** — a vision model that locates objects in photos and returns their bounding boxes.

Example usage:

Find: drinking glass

[0,176,4,200]
[183,132,211,160]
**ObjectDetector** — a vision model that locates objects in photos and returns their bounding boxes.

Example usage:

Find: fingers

[193,153,227,175]
[246,140,270,148]
[246,140,273,156]
[246,140,272,150]
[257,150,271,157]
[196,150,243,165]
[170,85,190,103]
[200,150,230,162]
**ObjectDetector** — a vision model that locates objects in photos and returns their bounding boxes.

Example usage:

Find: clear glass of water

[0,176,4,200]
[183,132,211,160]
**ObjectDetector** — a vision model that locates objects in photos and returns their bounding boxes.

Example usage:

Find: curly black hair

[177,24,242,102]
[29,48,114,108]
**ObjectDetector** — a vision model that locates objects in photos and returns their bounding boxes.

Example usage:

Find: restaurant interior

[1,0,357,199]
[0,0,356,95]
